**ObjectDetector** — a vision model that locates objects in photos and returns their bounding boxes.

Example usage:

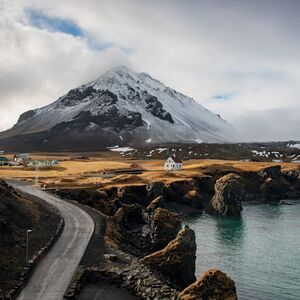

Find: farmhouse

[164,155,183,171]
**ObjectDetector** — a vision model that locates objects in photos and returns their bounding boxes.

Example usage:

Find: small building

[26,160,52,168]
[0,156,9,166]
[13,153,30,165]
[164,155,183,171]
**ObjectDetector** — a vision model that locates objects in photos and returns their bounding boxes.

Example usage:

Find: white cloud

[0,0,299,141]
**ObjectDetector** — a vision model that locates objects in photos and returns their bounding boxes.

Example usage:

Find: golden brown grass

[0,153,299,189]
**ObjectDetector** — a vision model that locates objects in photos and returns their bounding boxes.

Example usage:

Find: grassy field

[0,152,299,189]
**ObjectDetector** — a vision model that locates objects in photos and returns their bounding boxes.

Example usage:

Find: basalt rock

[117,185,148,206]
[258,165,281,179]
[260,177,291,201]
[145,196,165,215]
[183,190,204,209]
[113,204,145,228]
[194,175,215,194]
[142,225,196,287]
[146,181,165,202]
[178,268,237,300]
[208,173,244,216]
[149,208,181,250]
[164,179,199,203]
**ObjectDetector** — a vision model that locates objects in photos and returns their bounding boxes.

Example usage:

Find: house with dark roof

[164,155,183,171]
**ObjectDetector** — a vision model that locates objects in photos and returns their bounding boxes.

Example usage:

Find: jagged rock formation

[0,67,235,151]
[142,225,196,287]
[145,195,165,215]
[208,173,244,216]
[178,269,237,300]
[149,208,181,250]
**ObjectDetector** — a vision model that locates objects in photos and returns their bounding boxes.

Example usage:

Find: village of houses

[0,153,59,168]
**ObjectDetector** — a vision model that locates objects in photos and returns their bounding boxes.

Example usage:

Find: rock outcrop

[142,226,196,287]
[149,208,181,250]
[208,173,244,216]
[113,204,145,228]
[258,165,281,179]
[178,268,237,300]
[147,182,165,202]
[117,185,148,206]
[183,190,204,209]
[145,196,165,215]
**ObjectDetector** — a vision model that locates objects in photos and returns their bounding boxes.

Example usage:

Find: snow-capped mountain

[0,67,235,151]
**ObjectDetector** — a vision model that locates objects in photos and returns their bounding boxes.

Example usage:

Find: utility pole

[35,162,39,187]
[25,229,32,267]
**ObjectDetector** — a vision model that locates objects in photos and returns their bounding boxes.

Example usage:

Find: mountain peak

[0,67,236,151]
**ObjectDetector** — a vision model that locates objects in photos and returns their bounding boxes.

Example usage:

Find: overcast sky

[1,0,300,141]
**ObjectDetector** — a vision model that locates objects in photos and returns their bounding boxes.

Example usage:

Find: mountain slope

[0,67,235,151]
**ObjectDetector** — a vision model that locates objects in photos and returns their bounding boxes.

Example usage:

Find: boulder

[178,268,237,300]
[149,208,181,250]
[142,226,196,287]
[208,173,244,216]
[145,196,165,215]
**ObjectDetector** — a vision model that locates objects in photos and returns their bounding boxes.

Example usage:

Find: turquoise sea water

[185,202,300,300]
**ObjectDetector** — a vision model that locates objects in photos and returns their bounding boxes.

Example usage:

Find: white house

[164,155,183,171]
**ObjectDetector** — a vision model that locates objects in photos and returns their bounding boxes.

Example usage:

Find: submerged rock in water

[178,268,237,300]
[141,225,196,287]
[149,207,181,250]
[208,173,244,216]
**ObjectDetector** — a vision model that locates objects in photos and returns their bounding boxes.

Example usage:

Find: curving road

[8,181,94,300]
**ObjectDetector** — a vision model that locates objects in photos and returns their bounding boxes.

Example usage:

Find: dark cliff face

[51,108,143,133]
[16,110,36,124]
[145,96,174,124]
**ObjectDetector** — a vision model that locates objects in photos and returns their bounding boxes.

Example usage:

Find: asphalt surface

[8,181,94,300]
[78,284,139,300]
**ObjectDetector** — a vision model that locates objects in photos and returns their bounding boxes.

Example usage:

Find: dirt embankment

[0,180,62,296]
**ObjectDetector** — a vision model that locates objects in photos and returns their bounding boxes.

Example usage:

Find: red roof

[170,155,182,163]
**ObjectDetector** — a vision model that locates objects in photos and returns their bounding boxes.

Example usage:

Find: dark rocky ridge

[0,180,62,295]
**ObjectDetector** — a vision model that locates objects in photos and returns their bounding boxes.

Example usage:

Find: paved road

[8,181,94,300]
